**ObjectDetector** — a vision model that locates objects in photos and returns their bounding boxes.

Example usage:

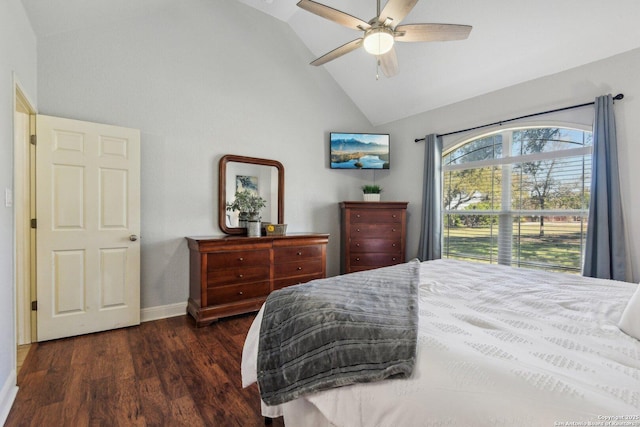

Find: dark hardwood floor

[6,314,285,427]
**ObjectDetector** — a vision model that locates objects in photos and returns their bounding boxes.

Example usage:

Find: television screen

[330,132,390,169]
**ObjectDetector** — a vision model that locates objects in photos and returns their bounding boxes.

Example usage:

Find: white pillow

[619,283,640,340]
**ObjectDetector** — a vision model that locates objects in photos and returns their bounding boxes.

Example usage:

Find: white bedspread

[242,259,640,426]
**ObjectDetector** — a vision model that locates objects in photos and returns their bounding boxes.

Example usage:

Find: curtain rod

[414,93,624,143]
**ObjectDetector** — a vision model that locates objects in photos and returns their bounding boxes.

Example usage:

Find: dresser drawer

[274,259,323,278]
[350,253,403,267]
[273,273,324,290]
[206,249,270,272]
[207,265,270,287]
[350,223,402,238]
[207,281,270,305]
[350,238,402,254]
[350,209,404,224]
[273,245,323,263]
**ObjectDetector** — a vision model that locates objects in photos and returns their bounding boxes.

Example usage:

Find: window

[442,127,592,273]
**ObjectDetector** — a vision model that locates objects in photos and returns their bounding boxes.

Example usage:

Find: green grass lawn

[444,221,585,273]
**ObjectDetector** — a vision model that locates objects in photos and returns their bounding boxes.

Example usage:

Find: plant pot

[363,193,381,202]
[247,221,261,237]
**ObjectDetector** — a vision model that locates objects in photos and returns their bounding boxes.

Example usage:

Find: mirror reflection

[225,163,278,226]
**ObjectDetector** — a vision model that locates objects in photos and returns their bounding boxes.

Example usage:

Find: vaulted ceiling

[240,0,640,125]
[22,0,640,125]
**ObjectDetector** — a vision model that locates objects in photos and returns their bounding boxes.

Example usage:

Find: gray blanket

[257,259,420,406]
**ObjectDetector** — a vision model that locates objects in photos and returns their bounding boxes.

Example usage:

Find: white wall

[378,47,640,283]
[35,0,375,309]
[0,0,37,422]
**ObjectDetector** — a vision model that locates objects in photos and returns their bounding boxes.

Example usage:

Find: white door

[36,115,141,341]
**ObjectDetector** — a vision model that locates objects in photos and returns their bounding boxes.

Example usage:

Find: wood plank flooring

[5,314,285,427]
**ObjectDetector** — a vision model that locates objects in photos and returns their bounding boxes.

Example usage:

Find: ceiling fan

[297,0,472,77]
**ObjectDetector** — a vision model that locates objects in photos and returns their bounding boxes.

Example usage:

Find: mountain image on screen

[330,133,390,169]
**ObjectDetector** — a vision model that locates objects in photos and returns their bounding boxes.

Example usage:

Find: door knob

[129,234,139,241]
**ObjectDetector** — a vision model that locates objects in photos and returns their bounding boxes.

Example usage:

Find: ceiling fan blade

[297,0,371,31]
[310,38,363,66]
[378,47,398,78]
[395,23,472,42]
[378,0,418,28]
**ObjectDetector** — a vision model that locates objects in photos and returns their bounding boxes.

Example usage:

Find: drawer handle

[238,274,244,278]
[356,214,361,218]
[392,214,397,218]
[392,257,397,261]
[392,228,396,232]
[356,228,360,232]
[356,257,360,261]
[238,257,244,262]
[392,243,397,247]
[297,266,303,271]
[356,243,360,247]
[297,251,302,256]
[238,291,244,295]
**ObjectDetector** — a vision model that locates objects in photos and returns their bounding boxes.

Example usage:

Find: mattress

[242,259,640,426]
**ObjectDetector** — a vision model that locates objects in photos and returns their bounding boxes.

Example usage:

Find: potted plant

[226,190,267,236]
[361,184,382,202]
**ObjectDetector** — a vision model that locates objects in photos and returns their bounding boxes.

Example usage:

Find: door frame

[13,78,37,351]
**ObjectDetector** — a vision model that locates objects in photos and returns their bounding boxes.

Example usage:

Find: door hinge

[30,218,37,229]
[30,134,37,145]
[31,301,37,311]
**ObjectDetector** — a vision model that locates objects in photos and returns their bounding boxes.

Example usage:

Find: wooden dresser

[340,201,408,274]
[186,233,329,326]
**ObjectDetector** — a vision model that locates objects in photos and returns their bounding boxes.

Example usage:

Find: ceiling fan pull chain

[376,58,380,80]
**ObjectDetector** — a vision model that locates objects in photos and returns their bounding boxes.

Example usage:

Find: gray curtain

[583,94,626,280]
[417,134,443,261]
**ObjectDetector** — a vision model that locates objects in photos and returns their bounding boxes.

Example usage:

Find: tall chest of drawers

[340,201,408,274]
[186,233,329,327]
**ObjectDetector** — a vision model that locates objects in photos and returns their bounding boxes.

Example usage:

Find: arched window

[442,126,592,273]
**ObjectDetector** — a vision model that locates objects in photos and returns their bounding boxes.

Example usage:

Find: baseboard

[0,370,18,425]
[140,301,187,323]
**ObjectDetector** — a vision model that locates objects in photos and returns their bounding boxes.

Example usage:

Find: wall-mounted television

[330,132,390,169]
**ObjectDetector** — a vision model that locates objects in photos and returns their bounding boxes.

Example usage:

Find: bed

[242,259,640,426]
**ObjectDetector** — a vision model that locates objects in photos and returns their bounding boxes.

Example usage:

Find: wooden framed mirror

[218,154,284,235]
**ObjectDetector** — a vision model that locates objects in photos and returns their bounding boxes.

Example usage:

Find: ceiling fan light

[363,27,394,55]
